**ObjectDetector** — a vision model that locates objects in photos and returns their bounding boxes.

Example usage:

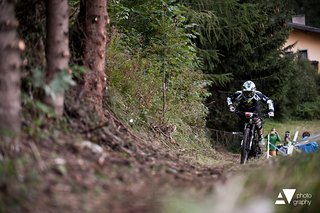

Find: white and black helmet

[242,80,256,100]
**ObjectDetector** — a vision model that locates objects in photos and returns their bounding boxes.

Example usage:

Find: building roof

[288,23,320,33]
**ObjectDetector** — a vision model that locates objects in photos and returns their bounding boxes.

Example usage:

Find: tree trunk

[0,0,21,145]
[45,0,70,117]
[82,0,108,116]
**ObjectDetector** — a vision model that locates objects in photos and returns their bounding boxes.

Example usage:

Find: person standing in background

[266,128,281,156]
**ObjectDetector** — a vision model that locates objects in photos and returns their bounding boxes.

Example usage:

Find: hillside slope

[1,109,238,213]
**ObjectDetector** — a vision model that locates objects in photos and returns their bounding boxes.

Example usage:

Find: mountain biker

[226,80,274,154]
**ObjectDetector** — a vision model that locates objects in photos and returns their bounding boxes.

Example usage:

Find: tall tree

[186,0,293,129]
[82,0,108,115]
[0,0,22,146]
[45,0,70,116]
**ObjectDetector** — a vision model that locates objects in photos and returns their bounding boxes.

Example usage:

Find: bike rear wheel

[241,128,251,164]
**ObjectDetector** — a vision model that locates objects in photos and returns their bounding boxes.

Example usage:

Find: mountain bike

[236,111,267,164]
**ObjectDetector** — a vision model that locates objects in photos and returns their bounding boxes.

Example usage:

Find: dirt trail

[7,112,241,213]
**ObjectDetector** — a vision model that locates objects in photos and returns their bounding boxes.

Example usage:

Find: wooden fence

[207,128,242,152]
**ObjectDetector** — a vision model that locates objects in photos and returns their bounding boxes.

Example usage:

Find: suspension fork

[241,123,248,147]
[249,125,255,149]
[242,124,254,150]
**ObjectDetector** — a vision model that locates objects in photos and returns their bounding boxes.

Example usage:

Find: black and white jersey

[227,90,274,113]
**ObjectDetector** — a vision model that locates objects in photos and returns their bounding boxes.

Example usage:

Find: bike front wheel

[240,128,251,164]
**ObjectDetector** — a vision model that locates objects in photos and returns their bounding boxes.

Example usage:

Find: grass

[243,153,320,213]
[106,87,217,166]
[163,120,320,213]
[162,150,320,213]
[264,119,320,141]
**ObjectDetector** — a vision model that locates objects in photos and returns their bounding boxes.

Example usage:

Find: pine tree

[185,0,293,129]
[0,0,22,151]
[82,0,108,116]
[45,0,70,117]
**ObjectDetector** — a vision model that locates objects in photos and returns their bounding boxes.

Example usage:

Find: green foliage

[283,60,320,119]
[184,0,306,130]
[44,71,76,101]
[107,33,209,138]
[107,0,211,147]
[294,98,320,120]
[106,34,162,125]
[22,69,76,116]
[20,67,77,139]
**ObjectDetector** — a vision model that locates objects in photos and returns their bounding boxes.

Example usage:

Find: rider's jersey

[227,90,274,113]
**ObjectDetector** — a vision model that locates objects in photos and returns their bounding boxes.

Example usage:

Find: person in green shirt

[265,127,281,156]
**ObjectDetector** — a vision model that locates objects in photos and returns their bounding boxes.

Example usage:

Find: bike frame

[240,112,261,164]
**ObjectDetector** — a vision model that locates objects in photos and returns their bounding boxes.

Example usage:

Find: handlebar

[235,110,269,118]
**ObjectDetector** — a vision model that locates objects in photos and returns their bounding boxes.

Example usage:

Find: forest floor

[2,108,244,213]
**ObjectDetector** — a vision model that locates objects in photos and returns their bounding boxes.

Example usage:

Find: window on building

[311,60,319,71]
[298,49,308,60]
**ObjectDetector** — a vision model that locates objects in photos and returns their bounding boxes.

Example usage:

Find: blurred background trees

[0,0,318,148]
[182,0,320,131]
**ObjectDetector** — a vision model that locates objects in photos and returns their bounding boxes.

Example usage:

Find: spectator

[266,128,281,156]
[296,131,318,153]
[284,131,292,146]
[302,131,311,140]
[278,130,292,155]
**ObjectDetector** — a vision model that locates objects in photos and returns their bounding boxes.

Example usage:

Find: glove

[229,105,235,112]
[268,111,274,117]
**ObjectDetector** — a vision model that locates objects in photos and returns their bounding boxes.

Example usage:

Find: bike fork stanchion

[266,134,270,159]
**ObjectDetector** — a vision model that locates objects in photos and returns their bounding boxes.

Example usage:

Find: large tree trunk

[0,0,21,145]
[45,0,70,117]
[83,0,108,116]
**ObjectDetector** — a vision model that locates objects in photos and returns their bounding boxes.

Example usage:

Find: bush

[286,60,320,119]
[106,0,212,147]
[106,30,210,149]
[294,98,320,120]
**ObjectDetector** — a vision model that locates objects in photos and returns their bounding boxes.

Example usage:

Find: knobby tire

[241,128,251,164]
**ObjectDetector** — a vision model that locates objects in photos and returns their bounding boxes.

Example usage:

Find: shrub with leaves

[287,60,320,119]
[107,0,211,147]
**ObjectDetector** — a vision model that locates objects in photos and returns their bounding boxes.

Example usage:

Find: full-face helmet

[242,81,256,100]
